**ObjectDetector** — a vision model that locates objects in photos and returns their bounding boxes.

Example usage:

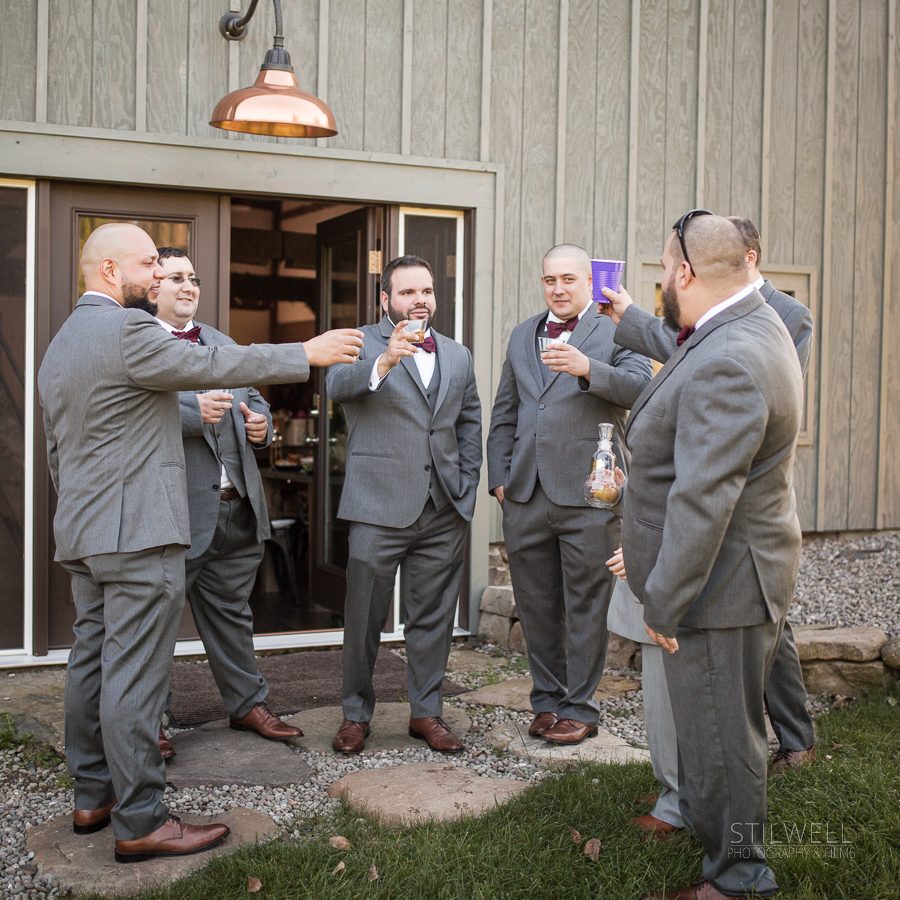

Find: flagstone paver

[486,720,651,766]
[288,703,471,754]
[326,761,528,826]
[457,675,640,712]
[27,807,277,896]
[165,719,312,788]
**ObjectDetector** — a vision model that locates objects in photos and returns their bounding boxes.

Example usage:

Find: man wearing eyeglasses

[153,247,303,751]
[601,212,803,899]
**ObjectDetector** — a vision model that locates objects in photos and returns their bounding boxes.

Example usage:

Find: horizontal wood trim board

[0,125,499,209]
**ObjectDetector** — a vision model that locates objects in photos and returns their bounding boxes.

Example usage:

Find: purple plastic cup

[591,259,625,303]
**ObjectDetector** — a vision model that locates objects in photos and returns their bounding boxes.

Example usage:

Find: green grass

[74,687,900,899]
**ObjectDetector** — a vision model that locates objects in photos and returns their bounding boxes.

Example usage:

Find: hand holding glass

[403,319,427,343]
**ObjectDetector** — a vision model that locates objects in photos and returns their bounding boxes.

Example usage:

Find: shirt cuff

[369,356,387,391]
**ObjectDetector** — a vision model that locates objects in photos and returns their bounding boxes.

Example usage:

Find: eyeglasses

[672,209,713,274]
[164,274,201,287]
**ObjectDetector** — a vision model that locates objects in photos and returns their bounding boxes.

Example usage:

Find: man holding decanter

[486,244,652,745]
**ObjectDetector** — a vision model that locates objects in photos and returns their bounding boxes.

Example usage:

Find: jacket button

[425,464,431,471]
[430,429,435,435]
[539,404,545,410]
[212,485,219,491]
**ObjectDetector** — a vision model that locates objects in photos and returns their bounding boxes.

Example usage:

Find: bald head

[669,215,747,291]
[81,223,163,312]
[542,243,591,278]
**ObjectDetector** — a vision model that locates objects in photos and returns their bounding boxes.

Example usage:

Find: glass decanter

[583,423,622,509]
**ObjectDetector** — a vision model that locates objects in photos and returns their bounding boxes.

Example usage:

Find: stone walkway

[4,644,651,897]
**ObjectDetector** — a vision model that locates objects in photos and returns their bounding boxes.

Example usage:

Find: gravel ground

[791,532,900,638]
[2,533,897,898]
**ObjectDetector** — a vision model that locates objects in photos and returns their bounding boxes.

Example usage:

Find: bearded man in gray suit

[152,247,302,754]
[326,255,482,755]
[487,244,652,745]
[602,212,803,900]
[607,216,816,843]
[39,224,362,862]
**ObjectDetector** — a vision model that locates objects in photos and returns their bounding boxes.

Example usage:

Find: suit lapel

[540,308,599,396]
[527,315,546,390]
[625,292,765,438]
[198,327,222,455]
[433,333,455,414]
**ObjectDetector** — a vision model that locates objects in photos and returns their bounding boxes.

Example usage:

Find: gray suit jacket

[39,294,309,561]
[325,317,482,528]
[179,323,274,560]
[615,292,803,636]
[759,280,813,376]
[620,281,813,376]
[487,309,652,506]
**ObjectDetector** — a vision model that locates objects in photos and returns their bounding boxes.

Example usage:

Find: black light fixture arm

[219,0,292,70]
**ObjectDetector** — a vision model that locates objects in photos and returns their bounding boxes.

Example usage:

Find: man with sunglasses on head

[601,211,803,899]
[153,247,303,753]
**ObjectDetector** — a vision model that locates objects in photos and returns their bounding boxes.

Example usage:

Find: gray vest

[424,351,450,512]
[208,413,247,496]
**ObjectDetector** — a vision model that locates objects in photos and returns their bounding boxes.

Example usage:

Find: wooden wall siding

[3,0,900,532]
[879,1,899,528]
[0,0,38,123]
[848,0,888,529]
[489,0,526,350]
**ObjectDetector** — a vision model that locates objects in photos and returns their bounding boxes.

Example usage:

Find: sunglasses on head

[672,209,713,274]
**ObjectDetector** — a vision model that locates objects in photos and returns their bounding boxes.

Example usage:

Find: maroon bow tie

[546,317,578,339]
[676,326,694,347]
[172,325,201,343]
[414,335,436,353]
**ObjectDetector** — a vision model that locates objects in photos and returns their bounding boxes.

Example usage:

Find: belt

[219,488,239,501]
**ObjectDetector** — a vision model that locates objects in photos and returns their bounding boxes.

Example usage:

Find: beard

[388,299,433,330]
[122,278,158,317]
[661,274,681,331]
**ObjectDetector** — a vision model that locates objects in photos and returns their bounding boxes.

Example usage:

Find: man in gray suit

[153,247,302,752]
[726,218,816,774]
[606,216,816,841]
[39,224,362,861]
[602,213,803,899]
[487,244,652,744]
[326,255,482,754]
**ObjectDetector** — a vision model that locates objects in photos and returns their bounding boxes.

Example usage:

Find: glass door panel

[0,184,29,650]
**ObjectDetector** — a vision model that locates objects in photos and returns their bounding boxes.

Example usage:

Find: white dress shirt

[369,320,437,390]
[544,298,591,344]
[694,283,755,331]
[83,290,121,306]
[752,275,765,290]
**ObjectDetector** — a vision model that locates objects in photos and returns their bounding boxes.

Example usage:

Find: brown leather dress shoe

[541,718,598,745]
[230,702,303,741]
[333,718,370,753]
[630,813,686,843]
[158,728,176,760]
[768,744,816,776]
[408,716,464,752]
[114,815,229,863]
[642,878,749,899]
[528,711,559,736]
[73,798,117,835]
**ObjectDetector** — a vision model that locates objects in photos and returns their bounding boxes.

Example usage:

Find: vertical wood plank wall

[3,0,899,532]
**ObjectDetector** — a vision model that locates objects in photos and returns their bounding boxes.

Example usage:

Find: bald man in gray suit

[39,224,362,862]
[603,213,803,899]
[487,244,652,745]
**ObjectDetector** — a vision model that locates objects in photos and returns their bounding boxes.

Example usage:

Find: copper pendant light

[210,0,338,139]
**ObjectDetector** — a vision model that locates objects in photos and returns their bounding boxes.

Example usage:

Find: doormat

[168,647,466,727]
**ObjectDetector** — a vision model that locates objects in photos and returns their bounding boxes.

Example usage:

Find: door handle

[304,436,319,445]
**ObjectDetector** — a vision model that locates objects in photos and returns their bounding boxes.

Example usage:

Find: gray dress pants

[764,621,815,751]
[665,619,784,897]
[502,482,618,725]
[184,495,267,720]
[62,544,184,841]
[342,498,467,722]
